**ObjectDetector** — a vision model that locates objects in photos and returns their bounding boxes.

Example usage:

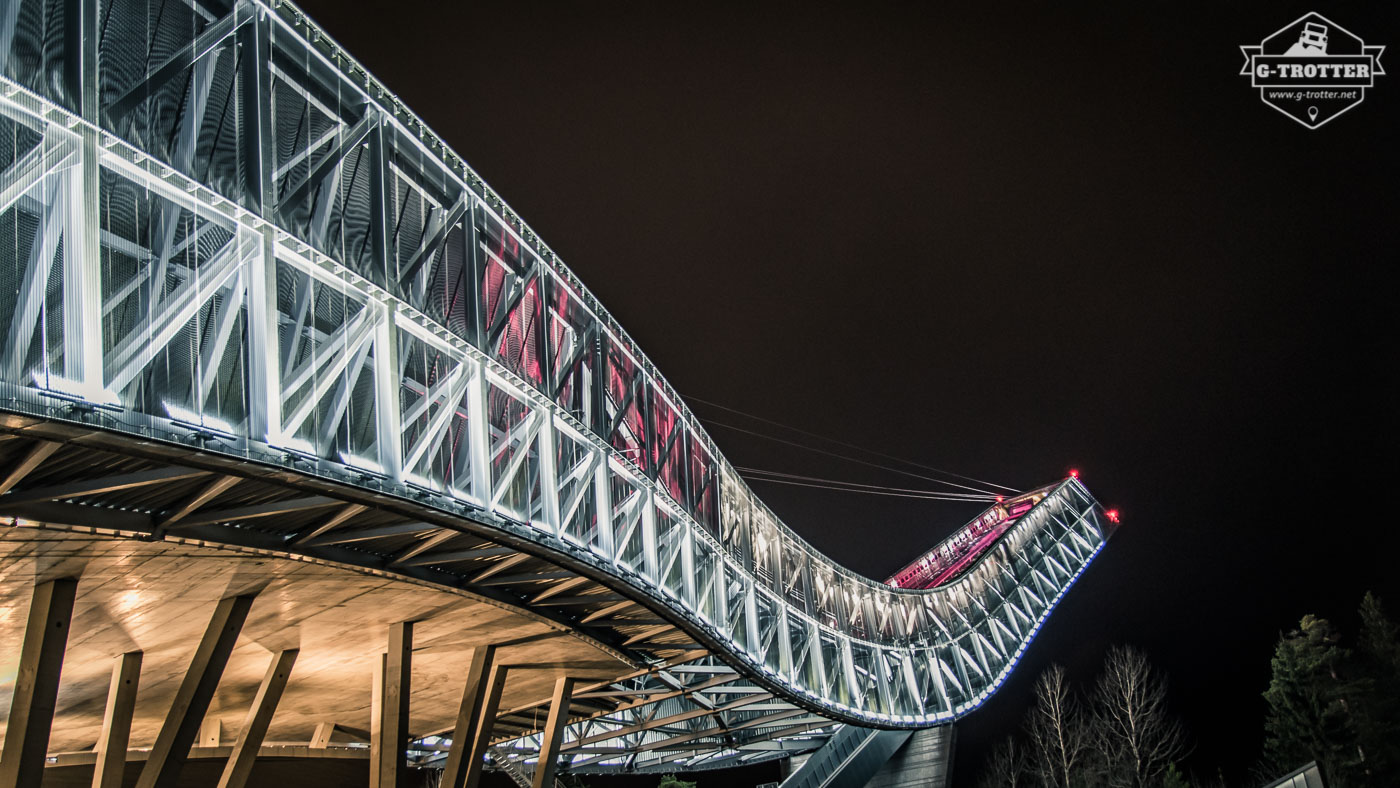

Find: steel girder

[0,0,1114,750]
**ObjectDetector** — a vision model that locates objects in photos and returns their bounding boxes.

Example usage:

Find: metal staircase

[778,726,913,788]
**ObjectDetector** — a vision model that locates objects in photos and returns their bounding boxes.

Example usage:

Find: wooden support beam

[134,594,256,788]
[473,571,574,587]
[309,722,336,749]
[396,545,514,567]
[462,664,509,788]
[3,466,208,505]
[198,719,221,748]
[532,677,576,788]
[578,600,634,624]
[216,648,299,788]
[533,594,624,607]
[440,646,496,788]
[369,656,385,788]
[469,553,530,583]
[0,577,78,788]
[91,651,143,788]
[303,520,434,547]
[530,576,590,603]
[376,622,412,788]
[170,495,340,529]
[386,530,457,565]
[0,440,60,495]
[290,503,368,545]
[156,475,241,529]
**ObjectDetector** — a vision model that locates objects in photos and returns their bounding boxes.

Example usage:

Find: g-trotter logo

[1240,12,1385,129]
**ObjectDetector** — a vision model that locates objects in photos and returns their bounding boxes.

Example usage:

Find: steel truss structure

[0,0,1114,771]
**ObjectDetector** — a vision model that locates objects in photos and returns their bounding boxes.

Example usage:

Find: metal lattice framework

[0,0,1113,749]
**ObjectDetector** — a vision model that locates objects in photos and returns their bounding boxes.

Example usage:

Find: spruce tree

[1261,615,1363,786]
[1354,593,1400,785]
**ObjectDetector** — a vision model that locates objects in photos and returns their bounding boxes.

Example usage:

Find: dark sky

[297,1,1399,783]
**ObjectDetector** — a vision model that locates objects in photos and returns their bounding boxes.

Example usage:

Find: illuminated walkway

[0,1,1114,784]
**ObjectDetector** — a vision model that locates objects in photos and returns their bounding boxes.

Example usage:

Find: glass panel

[610,466,647,573]
[693,538,721,625]
[602,333,646,466]
[755,588,782,674]
[555,426,599,548]
[398,336,470,494]
[486,381,538,522]
[655,502,686,600]
[547,276,598,426]
[478,208,545,388]
[275,259,378,464]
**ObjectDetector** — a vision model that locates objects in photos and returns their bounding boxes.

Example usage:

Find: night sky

[298,1,1399,783]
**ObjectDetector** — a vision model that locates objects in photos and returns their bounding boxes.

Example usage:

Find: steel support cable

[686,394,1020,494]
[698,418,1011,497]
[733,466,997,501]
[740,475,998,502]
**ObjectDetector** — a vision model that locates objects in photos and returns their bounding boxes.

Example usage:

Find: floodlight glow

[274,435,319,458]
[339,452,386,476]
[30,371,121,407]
[162,401,237,437]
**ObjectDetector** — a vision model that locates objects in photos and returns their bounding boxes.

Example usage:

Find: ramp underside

[0,529,632,754]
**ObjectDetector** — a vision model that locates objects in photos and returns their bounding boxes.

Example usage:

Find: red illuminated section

[885,482,1058,590]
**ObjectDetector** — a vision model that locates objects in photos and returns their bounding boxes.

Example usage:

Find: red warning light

[1105,509,1120,523]
[1069,469,1080,479]
[995,495,1004,503]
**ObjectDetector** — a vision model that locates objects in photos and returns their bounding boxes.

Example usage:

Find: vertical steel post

[537,413,561,534]
[239,8,282,443]
[374,305,403,480]
[61,0,100,397]
[467,363,492,503]
[592,453,614,558]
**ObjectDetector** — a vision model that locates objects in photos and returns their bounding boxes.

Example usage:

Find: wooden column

[0,577,78,788]
[198,719,221,748]
[532,677,576,788]
[309,722,336,749]
[368,655,385,788]
[375,622,413,788]
[134,594,256,788]
[91,651,143,788]
[216,648,299,788]
[462,664,510,788]
[440,646,496,788]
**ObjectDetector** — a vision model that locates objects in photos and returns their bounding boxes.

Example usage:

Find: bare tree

[1026,664,1090,788]
[978,735,1029,788]
[1090,645,1189,788]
